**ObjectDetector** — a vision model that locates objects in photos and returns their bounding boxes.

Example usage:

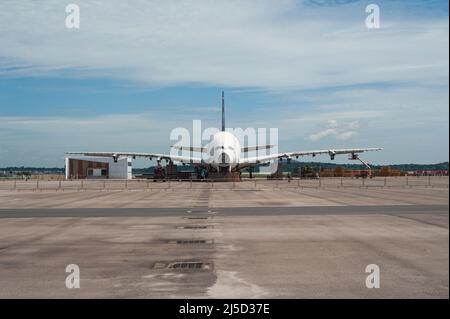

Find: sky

[0,0,448,167]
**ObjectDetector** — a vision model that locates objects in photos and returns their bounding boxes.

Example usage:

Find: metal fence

[0,176,448,191]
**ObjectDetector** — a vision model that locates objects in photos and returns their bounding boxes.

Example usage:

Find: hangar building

[65,156,132,180]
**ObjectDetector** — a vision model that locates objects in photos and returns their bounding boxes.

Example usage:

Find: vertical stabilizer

[221,91,225,132]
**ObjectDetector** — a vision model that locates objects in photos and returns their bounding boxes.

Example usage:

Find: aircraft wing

[65,152,203,164]
[238,147,383,168]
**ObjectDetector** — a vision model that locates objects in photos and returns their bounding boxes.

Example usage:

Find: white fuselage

[205,131,241,172]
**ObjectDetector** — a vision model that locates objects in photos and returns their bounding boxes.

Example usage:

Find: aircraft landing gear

[349,153,372,178]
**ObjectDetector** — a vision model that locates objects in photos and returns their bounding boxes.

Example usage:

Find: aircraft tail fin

[221,91,225,132]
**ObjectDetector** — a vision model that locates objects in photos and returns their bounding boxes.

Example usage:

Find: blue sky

[0,0,448,167]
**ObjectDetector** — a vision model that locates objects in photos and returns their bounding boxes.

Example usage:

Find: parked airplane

[66,92,382,173]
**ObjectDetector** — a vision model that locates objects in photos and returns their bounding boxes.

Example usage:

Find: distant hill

[0,167,64,174]
[1,162,448,174]
[134,161,449,174]
[276,161,449,172]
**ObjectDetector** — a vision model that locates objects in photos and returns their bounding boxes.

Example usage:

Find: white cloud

[0,0,447,90]
[336,130,357,140]
[348,121,360,130]
[309,120,359,141]
[0,1,448,165]
[327,119,338,128]
[309,128,337,141]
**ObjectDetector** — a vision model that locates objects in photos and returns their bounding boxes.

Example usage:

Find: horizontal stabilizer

[171,146,208,153]
[241,145,275,153]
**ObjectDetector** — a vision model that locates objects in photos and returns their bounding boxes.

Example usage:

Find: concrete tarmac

[0,204,448,298]
[0,185,448,209]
